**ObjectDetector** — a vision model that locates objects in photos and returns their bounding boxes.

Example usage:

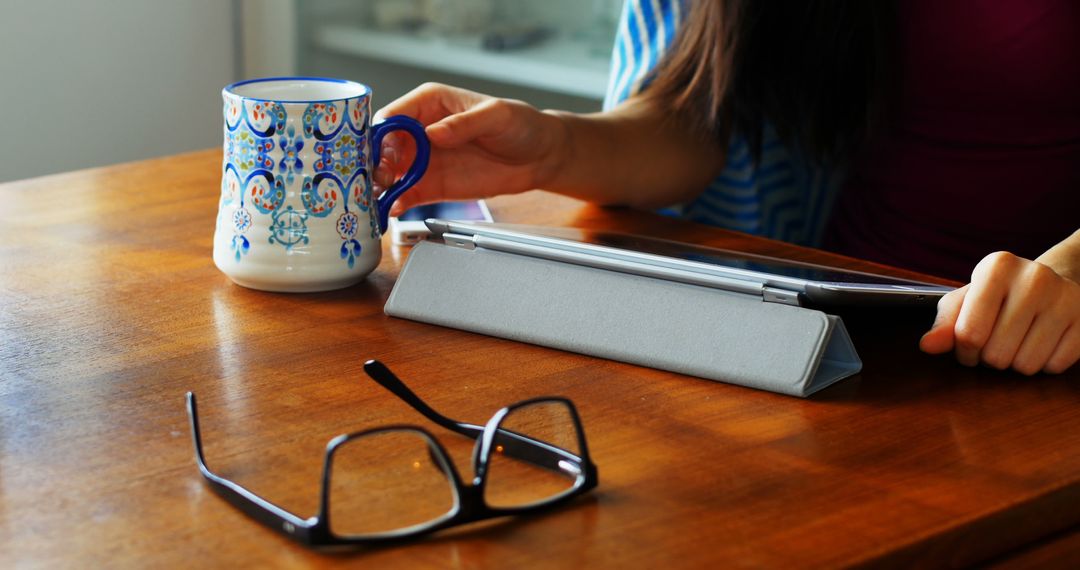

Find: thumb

[920,284,968,354]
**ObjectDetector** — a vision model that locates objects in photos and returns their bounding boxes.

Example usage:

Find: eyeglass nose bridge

[445,482,488,524]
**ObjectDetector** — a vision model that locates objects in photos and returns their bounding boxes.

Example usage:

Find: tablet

[425,219,956,307]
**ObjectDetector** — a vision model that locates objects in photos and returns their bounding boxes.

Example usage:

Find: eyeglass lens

[328,429,458,538]
[484,400,584,509]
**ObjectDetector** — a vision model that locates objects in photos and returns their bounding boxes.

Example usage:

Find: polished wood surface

[2,149,1078,568]
[987,526,1080,569]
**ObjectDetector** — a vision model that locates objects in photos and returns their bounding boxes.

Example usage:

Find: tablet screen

[463,223,943,287]
[583,231,936,286]
[397,201,490,222]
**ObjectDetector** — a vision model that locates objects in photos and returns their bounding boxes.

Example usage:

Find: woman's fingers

[374,85,510,197]
[922,250,1080,375]
[1045,326,1080,374]
[1012,310,1068,375]
[426,98,516,147]
[920,285,967,354]
[372,83,557,218]
[375,82,488,126]
[977,262,1051,370]
[952,252,1016,366]
[1010,263,1080,374]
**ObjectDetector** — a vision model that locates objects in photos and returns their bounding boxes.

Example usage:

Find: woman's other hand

[920,251,1080,374]
[373,83,568,216]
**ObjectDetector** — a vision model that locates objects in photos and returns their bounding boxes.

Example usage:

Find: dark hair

[642,0,897,164]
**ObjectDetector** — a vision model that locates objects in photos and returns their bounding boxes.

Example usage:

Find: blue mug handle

[370,115,430,234]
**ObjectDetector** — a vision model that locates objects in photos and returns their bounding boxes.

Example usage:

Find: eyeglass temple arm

[186,392,317,542]
[363,360,484,440]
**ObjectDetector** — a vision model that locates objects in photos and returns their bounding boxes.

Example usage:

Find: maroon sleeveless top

[824,0,1080,281]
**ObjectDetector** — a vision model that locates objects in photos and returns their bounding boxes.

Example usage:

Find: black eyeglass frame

[186,359,598,547]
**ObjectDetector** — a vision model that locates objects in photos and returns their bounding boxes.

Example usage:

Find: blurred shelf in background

[314,25,610,99]
[294,0,622,112]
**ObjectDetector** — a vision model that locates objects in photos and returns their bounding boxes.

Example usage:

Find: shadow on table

[810,305,1063,405]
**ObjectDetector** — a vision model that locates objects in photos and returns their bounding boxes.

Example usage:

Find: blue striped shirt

[604,0,843,247]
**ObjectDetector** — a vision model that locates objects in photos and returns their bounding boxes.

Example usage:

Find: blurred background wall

[0,0,235,182]
[0,0,620,183]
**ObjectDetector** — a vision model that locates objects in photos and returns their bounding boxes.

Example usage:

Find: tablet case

[385,240,862,397]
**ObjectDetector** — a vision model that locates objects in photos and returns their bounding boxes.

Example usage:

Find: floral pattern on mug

[303,102,345,141]
[336,211,363,269]
[268,205,309,250]
[277,125,305,186]
[301,174,341,217]
[246,101,286,137]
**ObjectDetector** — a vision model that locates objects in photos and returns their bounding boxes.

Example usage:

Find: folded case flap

[386,240,862,397]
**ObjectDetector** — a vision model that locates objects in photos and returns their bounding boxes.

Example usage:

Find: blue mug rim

[223,76,371,104]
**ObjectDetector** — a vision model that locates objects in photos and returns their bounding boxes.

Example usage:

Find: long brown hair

[643,0,897,163]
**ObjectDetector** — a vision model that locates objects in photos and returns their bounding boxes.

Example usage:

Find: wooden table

[2,150,1077,568]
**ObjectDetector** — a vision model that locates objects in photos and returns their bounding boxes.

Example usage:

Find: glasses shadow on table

[314,493,603,558]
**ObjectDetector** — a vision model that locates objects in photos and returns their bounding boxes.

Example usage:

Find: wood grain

[986,526,1080,569]
[1,149,1077,568]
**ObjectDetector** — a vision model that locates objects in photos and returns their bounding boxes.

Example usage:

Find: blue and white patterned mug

[213,77,430,292]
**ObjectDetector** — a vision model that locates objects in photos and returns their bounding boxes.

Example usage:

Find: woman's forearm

[540,99,726,209]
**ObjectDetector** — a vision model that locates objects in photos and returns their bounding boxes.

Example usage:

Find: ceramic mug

[213,77,429,292]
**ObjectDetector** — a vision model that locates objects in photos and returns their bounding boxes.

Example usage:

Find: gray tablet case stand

[385,240,862,397]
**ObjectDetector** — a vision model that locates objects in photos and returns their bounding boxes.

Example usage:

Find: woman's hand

[375,84,726,215]
[920,251,1080,374]
[373,83,568,216]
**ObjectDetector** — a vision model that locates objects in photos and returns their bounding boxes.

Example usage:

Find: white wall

[0,0,238,182]
[240,0,297,78]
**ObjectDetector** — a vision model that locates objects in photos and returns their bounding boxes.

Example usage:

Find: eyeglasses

[185,359,598,547]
